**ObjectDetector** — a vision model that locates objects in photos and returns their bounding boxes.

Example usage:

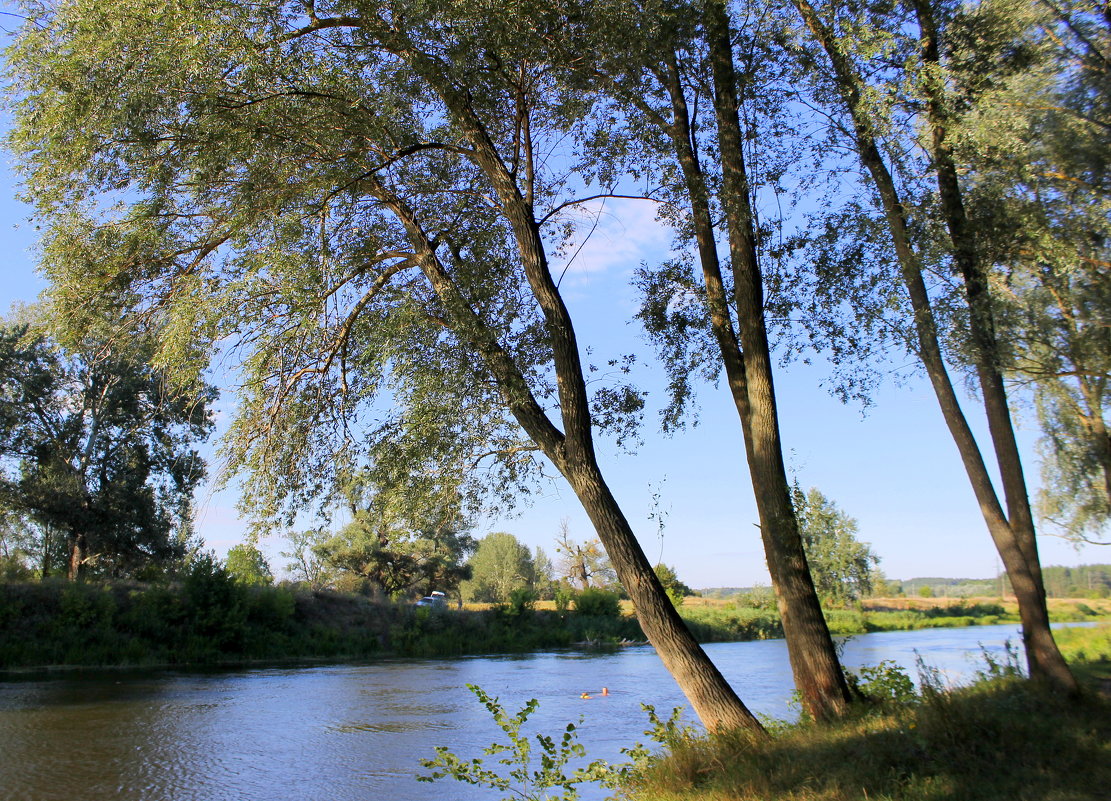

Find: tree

[575,0,855,719]
[553,520,617,591]
[791,485,879,605]
[225,542,274,586]
[531,545,557,600]
[787,0,1079,693]
[8,0,768,731]
[654,562,694,605]
[0,510,36,580]
[281,528,335,590]
[461,531,534,603]
[0,320,214,579]
[936,1,1111,545]
[315,484,476,600]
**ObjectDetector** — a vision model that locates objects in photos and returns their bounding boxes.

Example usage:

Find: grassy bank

[621,625,1111,801]
[3,577,1108,671]
[0,577,643,670]
[677,595,1110,641]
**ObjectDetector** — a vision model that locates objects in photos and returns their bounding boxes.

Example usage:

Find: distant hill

[698,564,1111,600]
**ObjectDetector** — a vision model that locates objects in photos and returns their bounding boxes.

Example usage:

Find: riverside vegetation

[1,565,1108,670]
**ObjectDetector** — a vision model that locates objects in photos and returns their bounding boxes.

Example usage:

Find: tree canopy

[461,531,534,603]
[0,317,214,579]
[792,485,879,605]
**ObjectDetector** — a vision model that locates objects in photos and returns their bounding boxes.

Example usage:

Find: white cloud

[551,197,675,282]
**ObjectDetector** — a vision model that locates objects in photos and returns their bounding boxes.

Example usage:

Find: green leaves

[418,684,618,800]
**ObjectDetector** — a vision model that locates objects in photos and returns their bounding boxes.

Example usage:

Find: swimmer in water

[601,687,610,696]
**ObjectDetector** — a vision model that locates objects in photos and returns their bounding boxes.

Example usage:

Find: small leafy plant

[418,684,615,800]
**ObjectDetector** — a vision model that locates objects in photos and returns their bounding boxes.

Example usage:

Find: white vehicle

[415,590,447,608]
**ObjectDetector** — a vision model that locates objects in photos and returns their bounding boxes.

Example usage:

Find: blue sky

[0,133,1102,589]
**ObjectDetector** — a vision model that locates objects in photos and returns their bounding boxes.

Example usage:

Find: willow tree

[950,0,1111,545]
[566,0,854,719]
[788,0,1077,691]
[8,0,762,730]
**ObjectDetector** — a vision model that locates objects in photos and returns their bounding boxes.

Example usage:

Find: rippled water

[0,623,1044,801]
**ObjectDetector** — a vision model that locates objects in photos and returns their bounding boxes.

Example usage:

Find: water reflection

[0,623,1043,801]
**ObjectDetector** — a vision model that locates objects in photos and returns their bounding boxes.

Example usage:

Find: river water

[0,623,1053,801]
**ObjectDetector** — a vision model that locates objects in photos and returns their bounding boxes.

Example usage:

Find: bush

[507,587,537,616]
[574,588,621,617]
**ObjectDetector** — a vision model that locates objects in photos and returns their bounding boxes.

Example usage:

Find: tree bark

[792,0,1077,693]
[675,0,853,721]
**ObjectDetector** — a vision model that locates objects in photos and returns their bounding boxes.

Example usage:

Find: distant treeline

[701,564,1111,601]
[0,568,646,670]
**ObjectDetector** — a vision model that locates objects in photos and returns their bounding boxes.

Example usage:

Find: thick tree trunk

[701,0,853,720]
[66,530,87,581]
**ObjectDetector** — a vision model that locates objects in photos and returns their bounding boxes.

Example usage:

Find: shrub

[553,586,574,613]
[507,587,537,616]
[574,588,621,617]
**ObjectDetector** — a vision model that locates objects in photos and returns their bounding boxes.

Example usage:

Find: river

[0,623,1059,801]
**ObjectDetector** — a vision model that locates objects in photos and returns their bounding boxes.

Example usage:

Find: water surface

[0,622,1048,801]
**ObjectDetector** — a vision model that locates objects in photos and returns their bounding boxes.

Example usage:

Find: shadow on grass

[630,677,1111,801]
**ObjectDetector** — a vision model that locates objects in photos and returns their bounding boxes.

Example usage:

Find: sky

[0,113,1103,591]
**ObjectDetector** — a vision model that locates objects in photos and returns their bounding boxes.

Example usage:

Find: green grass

[622,662,1111,801]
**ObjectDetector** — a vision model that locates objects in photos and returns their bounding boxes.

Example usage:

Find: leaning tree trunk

[700,0,854,720]
[565,459,766,731]
[367,156,765,731]
[911,0,1076,693]
[792,0,1077,694]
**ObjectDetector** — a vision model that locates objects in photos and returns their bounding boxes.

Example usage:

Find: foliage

[507,587,538,616]
[933,0,1111,544]
[462,531,535,603]
[849,660,918,707]
[573,587,622,617]
[225,543,274,587]
[419,684,616,801]
[0,511,37,580]
[531,546,558,600]
[280,528,334,590]
[654,563,694,607]
[792,485,880,604]
[0,320,214,579]
[315,481,476,600]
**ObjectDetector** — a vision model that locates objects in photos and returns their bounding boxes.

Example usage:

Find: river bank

[1,577,1108,671]
[618,625,1111,801]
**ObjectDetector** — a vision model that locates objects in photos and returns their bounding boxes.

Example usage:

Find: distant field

[478,595,1111,618]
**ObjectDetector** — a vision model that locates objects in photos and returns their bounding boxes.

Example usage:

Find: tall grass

[624,667,1111,801]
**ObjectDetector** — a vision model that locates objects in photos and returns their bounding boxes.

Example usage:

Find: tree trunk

[566,460,766,731]
[66,530,87,581]
[792,0,1077,693]
[910,0,1076,693]
[367,140,765,731]
[700,0,853,720]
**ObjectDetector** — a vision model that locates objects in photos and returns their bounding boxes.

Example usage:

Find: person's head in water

[601,687,609,696]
